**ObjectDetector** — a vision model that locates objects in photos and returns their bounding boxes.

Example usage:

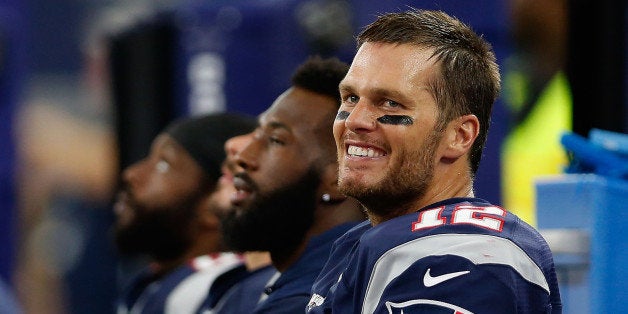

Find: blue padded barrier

[536,129,628,313]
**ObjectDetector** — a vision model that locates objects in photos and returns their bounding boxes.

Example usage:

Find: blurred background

[0,0,625,313]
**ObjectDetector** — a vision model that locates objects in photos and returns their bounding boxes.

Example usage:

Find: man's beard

[339,128,442,217]
[114,189,200,262]
[220,169,319,257]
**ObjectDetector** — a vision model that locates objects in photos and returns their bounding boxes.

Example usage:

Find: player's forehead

[261,87,334,135]
[343,42,438,85]
[150,134,180,155]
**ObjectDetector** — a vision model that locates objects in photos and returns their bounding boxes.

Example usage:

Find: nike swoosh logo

[423,268,470,287]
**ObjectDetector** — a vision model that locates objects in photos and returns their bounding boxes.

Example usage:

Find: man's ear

[442,114,479,160]
[317,162,347,204]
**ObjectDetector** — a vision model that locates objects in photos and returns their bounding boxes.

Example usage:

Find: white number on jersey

[412,205,506,232]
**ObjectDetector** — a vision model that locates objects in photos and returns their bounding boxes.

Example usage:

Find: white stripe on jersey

[165,253,242,314]
[362,233,549,314]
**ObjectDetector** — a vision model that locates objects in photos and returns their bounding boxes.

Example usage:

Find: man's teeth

[348,145,384,157]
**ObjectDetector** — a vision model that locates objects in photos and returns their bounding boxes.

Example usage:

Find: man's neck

[367,168,474,226]
[270,238,308,272]
[270,199,366,272]
[153,256,187,277]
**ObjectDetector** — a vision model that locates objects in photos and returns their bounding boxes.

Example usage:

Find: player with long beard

[219,56,366,313]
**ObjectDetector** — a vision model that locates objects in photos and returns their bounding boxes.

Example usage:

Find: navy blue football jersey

[196,264,277,314]
[308,198,562,314]
[254,223,360,314]
[117,253,243,314]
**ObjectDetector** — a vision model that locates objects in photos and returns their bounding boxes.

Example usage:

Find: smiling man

[307,9,562,314]
[219,56,366,313]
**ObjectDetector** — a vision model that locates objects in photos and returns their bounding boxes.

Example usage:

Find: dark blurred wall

[24,0,88,74]
[0,0,26,285]
[566,0,627,135]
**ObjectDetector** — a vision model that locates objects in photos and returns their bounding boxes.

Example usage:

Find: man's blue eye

[386,100,400,107]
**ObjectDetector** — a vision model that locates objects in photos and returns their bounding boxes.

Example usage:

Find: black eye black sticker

[336,110,350,120]
[377,115,414,125]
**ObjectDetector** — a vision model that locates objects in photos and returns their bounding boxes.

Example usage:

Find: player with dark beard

[221,168,319,258]
[113,112,257,314]
[219,56,366,313]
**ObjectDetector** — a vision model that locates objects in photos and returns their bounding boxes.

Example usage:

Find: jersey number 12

[411,205,506,232]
